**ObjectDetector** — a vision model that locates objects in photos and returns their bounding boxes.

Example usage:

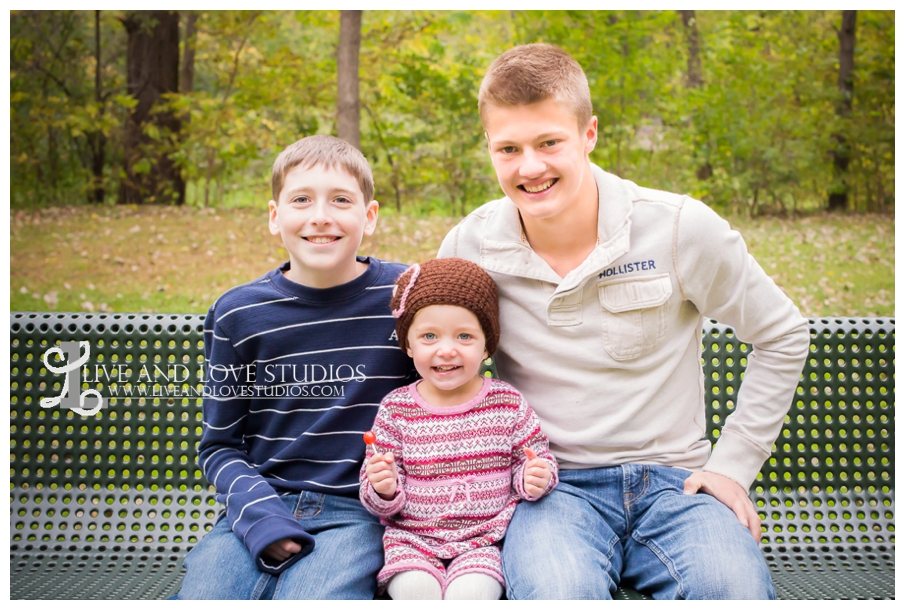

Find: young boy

[175,135,416,599]
[438,44,810,599]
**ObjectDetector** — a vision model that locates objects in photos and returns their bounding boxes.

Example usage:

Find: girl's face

[406,304,488,407]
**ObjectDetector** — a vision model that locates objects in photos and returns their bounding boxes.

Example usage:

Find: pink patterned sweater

[359,377,558,589]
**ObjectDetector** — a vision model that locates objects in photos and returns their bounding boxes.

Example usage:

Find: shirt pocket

[597,273,672,361]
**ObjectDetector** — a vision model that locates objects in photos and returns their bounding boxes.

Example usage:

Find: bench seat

[9,313,894,599]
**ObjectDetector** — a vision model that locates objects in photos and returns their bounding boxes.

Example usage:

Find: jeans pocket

[293,491,325,518]
[598,274,672,360]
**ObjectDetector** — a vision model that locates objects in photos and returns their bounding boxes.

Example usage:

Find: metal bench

[9,312,894,599]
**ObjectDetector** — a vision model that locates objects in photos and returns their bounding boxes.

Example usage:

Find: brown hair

[478,43,592,129]
[270,135,375,202]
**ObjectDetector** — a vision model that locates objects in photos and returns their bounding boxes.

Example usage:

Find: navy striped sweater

[198,257,416,574]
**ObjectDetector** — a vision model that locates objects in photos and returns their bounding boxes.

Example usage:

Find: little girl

[359,258,558,600]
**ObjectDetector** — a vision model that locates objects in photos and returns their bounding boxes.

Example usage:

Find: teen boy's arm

[674,199,810,537]
[198,305,314,575]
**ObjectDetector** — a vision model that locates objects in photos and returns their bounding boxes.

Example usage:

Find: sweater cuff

[243,515,315,575]
[365,482,406,516]
[513,458,558,501]
[703,428,771,491]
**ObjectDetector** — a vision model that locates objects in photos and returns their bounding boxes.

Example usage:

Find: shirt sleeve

[198,306,314,575]
[359,398,407,517]
[510,392,559,501]
[674,199,810,490]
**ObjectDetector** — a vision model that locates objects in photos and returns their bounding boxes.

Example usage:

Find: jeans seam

[626,469,651,510]
[630,530,686,599]
[252,573,271,600]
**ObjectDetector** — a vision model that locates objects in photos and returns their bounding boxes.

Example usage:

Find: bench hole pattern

[9,313,217,599]
[9,313,895,599]
[704,317,895,600]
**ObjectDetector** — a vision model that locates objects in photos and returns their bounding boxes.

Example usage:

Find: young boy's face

[484,98,597,224]
[268,163,378,288]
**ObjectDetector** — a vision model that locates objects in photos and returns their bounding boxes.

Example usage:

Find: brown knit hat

[391,258,501,355]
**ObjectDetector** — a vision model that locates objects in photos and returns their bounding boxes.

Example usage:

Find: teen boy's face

[268,163,378,289]
[484,98,598,224]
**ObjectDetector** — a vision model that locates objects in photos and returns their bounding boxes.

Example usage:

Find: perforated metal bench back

[704,318,895,600]
[9,313,895,599]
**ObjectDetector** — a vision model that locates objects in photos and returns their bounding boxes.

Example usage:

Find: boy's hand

[523,447,552,498]
[262,538,302,563]
[683,471,762,542]
[366,452,398,500]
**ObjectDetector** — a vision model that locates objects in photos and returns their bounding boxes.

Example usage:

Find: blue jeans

[175,492,384,599]
[501,465,775,600]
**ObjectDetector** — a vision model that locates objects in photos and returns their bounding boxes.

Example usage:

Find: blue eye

[423,333,437,340]
[458,333,472,340]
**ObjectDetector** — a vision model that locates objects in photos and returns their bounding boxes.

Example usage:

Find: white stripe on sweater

[234,316,394,347]
[216,297,297,323]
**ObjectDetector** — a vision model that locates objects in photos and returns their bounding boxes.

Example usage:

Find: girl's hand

[523,447,552,498]
[366,452,398,500]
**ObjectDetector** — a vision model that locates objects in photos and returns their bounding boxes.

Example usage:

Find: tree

[181,11,198,94]
[88,10,107,203]
[337,10,362,150]
[119,10,185,204]
[679,10,702,88]
[678,10,712,181]
[828,10,856,211]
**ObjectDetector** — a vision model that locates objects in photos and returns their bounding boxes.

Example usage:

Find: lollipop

[363,431,377,452]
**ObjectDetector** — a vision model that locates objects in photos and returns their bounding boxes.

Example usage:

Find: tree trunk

[829,10,856,212]
[180,11,197,94]
[90,10,106,204]
[679,10,712,182]
[337,10,362,150]
[679,10,702,88]
[119,10,185,205]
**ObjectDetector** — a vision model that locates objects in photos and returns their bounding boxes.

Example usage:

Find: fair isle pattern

[359,378,558,592]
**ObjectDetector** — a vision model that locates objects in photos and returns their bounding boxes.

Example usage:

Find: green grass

[9,205,894,318]
[736,214,894,318]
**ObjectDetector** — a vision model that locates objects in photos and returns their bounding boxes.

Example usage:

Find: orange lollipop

[363,430,376,448]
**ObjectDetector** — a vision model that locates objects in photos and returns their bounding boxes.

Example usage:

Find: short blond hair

[478,43,592,129]
[271,135,375,202]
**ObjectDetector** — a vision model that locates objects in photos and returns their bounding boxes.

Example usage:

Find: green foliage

[8,10,895,214]
[10,10,128,206]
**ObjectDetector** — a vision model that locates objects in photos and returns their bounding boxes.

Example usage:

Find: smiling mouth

[519,178,558,194]
[304,236,340,244]
[433,365,461,373]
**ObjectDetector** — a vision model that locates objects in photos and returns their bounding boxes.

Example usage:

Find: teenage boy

[175,135,415,599]
[438,44,810,599]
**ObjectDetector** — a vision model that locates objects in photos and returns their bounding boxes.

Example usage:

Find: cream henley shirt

[438,164,810,490]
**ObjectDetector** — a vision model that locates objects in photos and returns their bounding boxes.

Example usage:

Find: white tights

[386,570,503,600]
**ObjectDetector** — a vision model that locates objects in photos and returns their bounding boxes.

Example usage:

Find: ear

[362,200,379,237]
[268,200,280,236]
[406,346,413,358]
[584,115,599,155]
